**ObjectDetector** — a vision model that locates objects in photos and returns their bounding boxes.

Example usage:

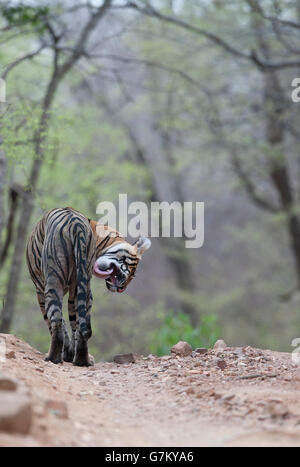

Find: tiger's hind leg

[73,286,93,367]
[36,289,51,335]
[63,290,76,363]
[44,281,64,364]
[36,288,71,362]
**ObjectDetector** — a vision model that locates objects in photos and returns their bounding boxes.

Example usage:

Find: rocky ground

[1,333,300,447]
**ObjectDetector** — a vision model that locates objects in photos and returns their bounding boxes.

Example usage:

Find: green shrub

[149,311,221,356]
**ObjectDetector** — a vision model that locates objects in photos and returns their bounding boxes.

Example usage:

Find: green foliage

[1,3,49,28]
[149,311,220,356]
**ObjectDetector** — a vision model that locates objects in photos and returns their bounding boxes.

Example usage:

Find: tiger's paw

[45,353,63,364]
[72,358,90,367]
[63,345,74,363]
[72,354,94,367]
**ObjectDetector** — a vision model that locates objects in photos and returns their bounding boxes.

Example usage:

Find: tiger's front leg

[73,330,90,367]
[63,317,74,363]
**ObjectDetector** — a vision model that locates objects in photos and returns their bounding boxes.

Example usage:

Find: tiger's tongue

[93,263,113,279]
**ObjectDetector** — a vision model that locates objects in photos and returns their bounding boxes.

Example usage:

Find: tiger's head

[89,221,151,293]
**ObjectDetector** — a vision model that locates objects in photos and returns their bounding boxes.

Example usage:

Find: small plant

[149,311,221,356]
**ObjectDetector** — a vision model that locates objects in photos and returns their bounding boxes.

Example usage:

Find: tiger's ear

[134,236,151,257]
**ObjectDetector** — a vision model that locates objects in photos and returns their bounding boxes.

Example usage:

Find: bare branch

[246,0,300,67]
[270,19,300,55]
[125,1,252,60]
[65,2,95,14]
[83,52,213,93]
[125,1,300,70]
[247,0,300,30]
[58,0,112,76]
[1,44,46,80]
[231,153,279,213]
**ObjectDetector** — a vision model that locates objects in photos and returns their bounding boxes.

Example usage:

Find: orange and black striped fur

[26,207,151,366]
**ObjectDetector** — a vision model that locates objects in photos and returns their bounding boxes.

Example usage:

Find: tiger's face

[93,237,151,293]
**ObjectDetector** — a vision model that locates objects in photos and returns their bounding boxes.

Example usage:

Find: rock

[0,392,32,434]
[5,350,16,359]
[113,353,136,364]
[208,391,222,400]
[213,339,227,351]
[44,400,68,419]
[217,359,227,371]
[132,353,143,362]
[193,348,208,355]
[143,354,157,360]
[187,369,202,375]
[267,397,283,404]
[171,341,192,357]
[0,375,18,392]
[264,402,289,419]
[222,394,235,402]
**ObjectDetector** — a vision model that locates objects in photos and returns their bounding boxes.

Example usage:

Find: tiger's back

[27,208,95,295]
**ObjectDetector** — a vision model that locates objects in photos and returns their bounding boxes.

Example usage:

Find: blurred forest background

[1,0,300,360]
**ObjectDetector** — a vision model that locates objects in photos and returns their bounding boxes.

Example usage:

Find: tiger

[26,207,151,366]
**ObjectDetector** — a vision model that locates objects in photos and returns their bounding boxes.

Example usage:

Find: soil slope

[1,333,300,447]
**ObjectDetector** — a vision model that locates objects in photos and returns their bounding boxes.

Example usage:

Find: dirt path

[1,333,300,447]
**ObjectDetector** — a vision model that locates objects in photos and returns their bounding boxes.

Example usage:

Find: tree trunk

[263,68,300,290]
[0,131,6,246]
[0,73,59,333]
[248,2,300,290]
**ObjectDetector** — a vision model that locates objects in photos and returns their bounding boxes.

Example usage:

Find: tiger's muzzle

[105,264,127,293]
[93,258,127,293]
